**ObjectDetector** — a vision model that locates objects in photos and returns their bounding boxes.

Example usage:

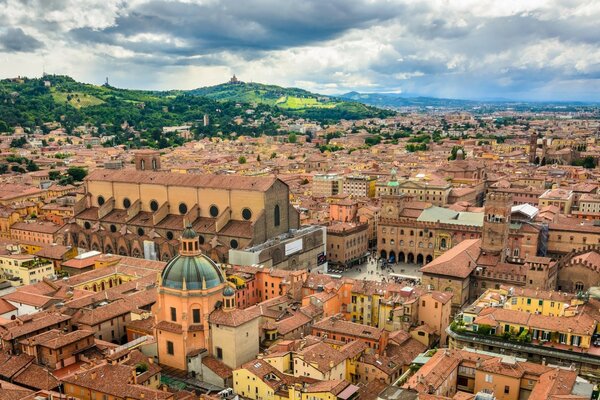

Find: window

[485,374,493,383]
[575,282,585,291]
[192,309,200,324]
[274,205,281,227]
[123,198,131,209]
[110,224,117,233]
[209,205,219,217]
[97,195,105,206]
[150,200,159,212]
[167,341,174,355]
[230,239,239,249]
[178,203,188,215]
[137,227,145,236]
[170,307,177,322]
[216,347,223,359]
[242,208,252,220]
[166,231,174,240]
[504,385,510,394]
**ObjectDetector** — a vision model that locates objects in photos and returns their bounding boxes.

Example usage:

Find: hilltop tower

[481,193,512,262]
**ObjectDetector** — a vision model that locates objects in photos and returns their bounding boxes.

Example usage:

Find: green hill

[189,81,392,120]
[0,75,393,148]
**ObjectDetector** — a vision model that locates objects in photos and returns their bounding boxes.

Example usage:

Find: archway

[407,253,415,263]
[417,254,424,264]
[426,255,433,264]
[118,247,128,256]
[389,251,396,263]
[398,252,406,263]
[380,250,387,260]
[101,281,105,291]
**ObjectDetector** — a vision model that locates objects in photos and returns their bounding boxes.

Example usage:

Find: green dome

[388,181,399,187]
[161,254,225,290]
[182,225,197,239]
[223,286,235,296]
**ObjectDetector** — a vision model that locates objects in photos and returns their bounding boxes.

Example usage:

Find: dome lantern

[160,223,225,291]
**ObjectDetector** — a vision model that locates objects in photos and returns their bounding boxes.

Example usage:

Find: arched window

[152,158,157,170]
[274,205,281,227]
[575,282,585,291]
[140,159,145,170]
[440,238,447,248]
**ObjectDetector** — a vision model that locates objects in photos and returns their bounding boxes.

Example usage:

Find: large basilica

[65,150,301,263]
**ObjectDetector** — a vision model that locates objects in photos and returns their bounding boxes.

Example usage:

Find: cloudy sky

[0,0,599,100]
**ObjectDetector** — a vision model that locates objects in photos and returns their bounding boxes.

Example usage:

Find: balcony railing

[447,327,600,366]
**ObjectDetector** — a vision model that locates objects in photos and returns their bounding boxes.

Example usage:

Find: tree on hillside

[288,132,297,143]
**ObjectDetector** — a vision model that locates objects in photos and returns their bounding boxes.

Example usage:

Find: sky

[0,0,599,101]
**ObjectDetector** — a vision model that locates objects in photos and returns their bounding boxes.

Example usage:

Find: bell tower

[134,150,161,171]
[481,193,512,262]
[529,131,538,164]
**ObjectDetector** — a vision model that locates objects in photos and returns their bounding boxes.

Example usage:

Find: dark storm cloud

[71,0,399,57]
[0,0,599,100]
[0,27,44,52]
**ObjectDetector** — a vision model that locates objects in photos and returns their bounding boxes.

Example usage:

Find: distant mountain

[339,91,479,108]
[339,91,600,111]
[189,81,393,120]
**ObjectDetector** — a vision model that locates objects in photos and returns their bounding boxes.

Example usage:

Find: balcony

[447,326,600,367]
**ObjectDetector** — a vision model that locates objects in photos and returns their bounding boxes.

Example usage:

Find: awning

[338,384,360,400]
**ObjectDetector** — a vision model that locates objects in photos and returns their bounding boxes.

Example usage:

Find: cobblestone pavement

[327,257,422,283]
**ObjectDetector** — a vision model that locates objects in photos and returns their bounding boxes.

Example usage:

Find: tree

[0,164,7,174]
[288,132,297,143]
[10,137,27,148]
[270,152,277,159]
[238,156,247,164]
[256,154,261,162]
[48,170,61,180]
[26,160,39,172]
[66,166,87,182]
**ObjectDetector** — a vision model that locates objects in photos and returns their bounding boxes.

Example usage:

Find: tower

[529,131,538,164]
[481,193,512,262]
[134,150,161,171]
[154,225,226,372]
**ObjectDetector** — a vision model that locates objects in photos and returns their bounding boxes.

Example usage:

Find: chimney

[140,393,145,399]
[91,371,97,380]
[329,361,334,368]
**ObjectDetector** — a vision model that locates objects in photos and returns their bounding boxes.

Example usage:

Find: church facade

[65,151,300,263]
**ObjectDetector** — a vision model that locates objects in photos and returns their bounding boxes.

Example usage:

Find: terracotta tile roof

[208,306,261,327]
[0,312,71,341]
[86,169,278,192]
[420,239,480,278]
[12,363,60,390]
[0,381,35,400]
[2,290,54,308]
[312,314,384,340]
[0,353,34,379]
[0,298,17,315]
[202,355,233,379]
[62,362,173,400]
